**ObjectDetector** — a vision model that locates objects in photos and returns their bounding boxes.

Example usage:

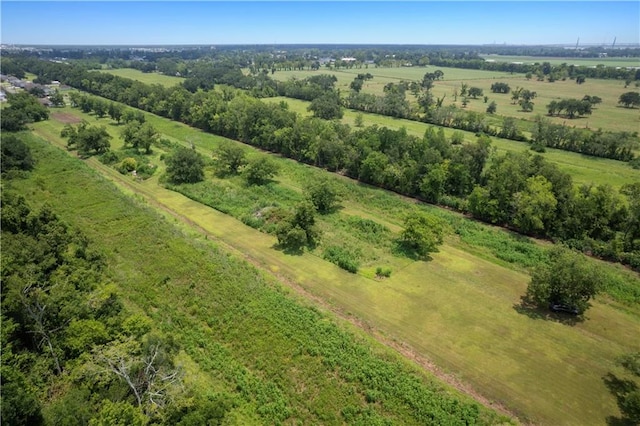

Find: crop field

[29,102,640,425]
[100,68,185,87]
[270,66,640,134]
[264,96,640,189]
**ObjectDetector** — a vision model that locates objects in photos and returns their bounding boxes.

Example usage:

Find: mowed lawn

[33,105,640,425]
[270,66,640,134]
[99,68,185,87]
[264,96,640,189]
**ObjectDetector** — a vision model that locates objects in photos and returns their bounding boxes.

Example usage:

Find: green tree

[276,201,321,251]
[525,246,601,315]
[308,91,343,120]
[165,147,205,184]
[49,89,65,107]
[89,400,146,426]
[615,352,640,424]
[214,140,247,174]
[468,87,483,99]
[108,102,124,123]
[618,91,640,108]
[1,134,35,172]
[243,155,279,185]
[305,176,343,213]
[420,163,447,203]
[121,122,157,154]
[512,176,557,234]
[399,213,445,258]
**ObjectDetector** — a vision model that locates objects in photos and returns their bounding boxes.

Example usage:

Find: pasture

[270,66,640,134]
[100,68,185,87]
[31,102,640,425]
[480,54,640,68]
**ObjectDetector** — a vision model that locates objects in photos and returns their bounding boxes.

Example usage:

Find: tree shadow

[512,295,584,326]
[391,241,434,262]
[603,372,639,426]
[271,242,304,256]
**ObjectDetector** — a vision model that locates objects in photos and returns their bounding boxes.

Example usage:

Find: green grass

[15,131,508,425]
[271,66,640,134]
[480,55,640,68]
[266,96,640,189]
[32,105,640,425]
[99,68,185,87]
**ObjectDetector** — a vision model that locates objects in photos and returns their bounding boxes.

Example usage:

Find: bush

[323,246,360,273]
[375,267,392,278]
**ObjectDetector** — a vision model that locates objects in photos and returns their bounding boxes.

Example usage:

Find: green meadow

[29,102,640,425]
[480,55,640,68]
[100,68,185,87]
[270,66,640,134]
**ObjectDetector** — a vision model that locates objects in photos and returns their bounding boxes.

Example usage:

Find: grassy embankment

[32,104,640,425]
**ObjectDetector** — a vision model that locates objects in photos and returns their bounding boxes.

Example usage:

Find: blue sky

[1,1,638,46]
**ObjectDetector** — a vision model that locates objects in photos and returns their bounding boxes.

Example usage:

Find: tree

[1,134,35,172]
[575,75,586,84]
[614,352,640,424]
[308,91,343,120]
[619,92,640,108]
[420,163,447,203]
[61,121,111,156]
[304,176,342,213]
[213,140,246,174]
[165,147,205,184]
[121,122,158,154]
[243,155,279,185]
[399,212,445,257]
[276,201,321,251]
[49,89,65,107]
[486,101,497,114]
[468,87,483,99]
[525,246,601,315]
[512,176,557,234]
[108,102,124,123]
[490,82,511,94]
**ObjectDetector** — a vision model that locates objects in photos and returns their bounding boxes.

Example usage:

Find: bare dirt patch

[51,111,82,124]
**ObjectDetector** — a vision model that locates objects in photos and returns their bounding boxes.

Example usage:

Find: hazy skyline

[2,1,638,46]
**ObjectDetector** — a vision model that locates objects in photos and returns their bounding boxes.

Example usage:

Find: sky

[1,1,638,46]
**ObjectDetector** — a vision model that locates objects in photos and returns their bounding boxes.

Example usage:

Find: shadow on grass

[603,373,639,426]
[512,295,584,326]
[391,242,434,262]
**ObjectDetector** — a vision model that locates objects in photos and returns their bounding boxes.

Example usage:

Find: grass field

[99,68,185,87]
[270,66,640,134]
[14,133,515,425]
[264,96,640,189]
[30,104,640,425]
[480,55,640,68]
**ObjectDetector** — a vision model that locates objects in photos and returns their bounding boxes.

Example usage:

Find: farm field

[30,103,640,425]
[100,67,185,87]
[270,66,640,134]
[264,96,640,189]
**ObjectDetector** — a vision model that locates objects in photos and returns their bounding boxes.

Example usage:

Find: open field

[29,103,640,424]
[480,55,640,68]
[13,133,513,425]
[99,68,185,87]
[265,96,640,189]
[270,66,640,134]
